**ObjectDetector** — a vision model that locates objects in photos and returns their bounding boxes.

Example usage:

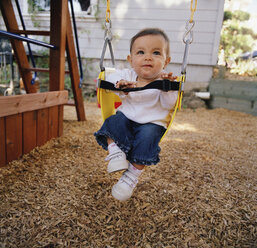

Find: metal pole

[0,30,56,49]
[0,53,2,81]
[10,52,14,81]
[181,39,190,74]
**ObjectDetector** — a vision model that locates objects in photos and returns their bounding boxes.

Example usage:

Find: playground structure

[0,0,86,167]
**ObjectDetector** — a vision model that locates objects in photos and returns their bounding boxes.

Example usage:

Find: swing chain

[190,0,197,23]
[106,0,111,22]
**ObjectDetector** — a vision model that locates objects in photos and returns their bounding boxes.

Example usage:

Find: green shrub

[230,60,257,76]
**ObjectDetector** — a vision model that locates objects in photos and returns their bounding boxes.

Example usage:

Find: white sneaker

[112,170,139,201]
[105,150,129,173]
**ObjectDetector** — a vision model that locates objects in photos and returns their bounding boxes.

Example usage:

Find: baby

[95,28,178,201]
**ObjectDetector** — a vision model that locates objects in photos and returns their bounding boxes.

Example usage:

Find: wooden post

[66,10,86,121]
[49,0,68,136]
[49,0,67,91]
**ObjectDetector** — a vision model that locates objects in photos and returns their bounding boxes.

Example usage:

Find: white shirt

[106,69,178,128]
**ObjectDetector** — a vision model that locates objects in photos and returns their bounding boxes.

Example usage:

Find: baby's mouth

[142,64,153,68]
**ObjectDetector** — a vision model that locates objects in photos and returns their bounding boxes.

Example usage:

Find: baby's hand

[116,80,137,89]
[160,72,177,81]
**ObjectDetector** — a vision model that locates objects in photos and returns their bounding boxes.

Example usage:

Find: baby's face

[128,34,170,82]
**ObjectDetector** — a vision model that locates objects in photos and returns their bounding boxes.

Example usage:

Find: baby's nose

[144,54,152,60]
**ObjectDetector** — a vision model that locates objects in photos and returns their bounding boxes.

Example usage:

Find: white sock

[108,142,121,154]
[128,163,144,177]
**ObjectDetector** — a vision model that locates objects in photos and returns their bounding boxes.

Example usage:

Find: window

[29,0,97,15]
[29,0,50,12]
[78,0,91,11]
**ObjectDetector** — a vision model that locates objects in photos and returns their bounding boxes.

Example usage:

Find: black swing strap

[99,79,180,92]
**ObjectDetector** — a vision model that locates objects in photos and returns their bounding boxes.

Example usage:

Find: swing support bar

[69,0,83,88]
[0,30,56,49]
[100,20,115,72]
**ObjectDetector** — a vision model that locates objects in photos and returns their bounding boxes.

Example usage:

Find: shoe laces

[105,150,125,161]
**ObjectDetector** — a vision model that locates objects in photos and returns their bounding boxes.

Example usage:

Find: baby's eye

[137,50,144,55]
[153,51,161,55]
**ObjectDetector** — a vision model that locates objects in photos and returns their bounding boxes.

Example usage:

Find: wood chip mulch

[0,101,256,248]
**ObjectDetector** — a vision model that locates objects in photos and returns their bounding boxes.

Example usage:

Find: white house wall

[0,0,225,87]
[88,0,224,87]
[97,0,223,64]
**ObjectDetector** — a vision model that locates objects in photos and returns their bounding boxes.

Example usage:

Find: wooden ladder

[0,0,86,121]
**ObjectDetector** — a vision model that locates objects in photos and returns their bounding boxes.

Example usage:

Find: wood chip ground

[0,101,256,247]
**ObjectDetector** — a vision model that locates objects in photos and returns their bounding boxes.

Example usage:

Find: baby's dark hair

[130,28,170,56]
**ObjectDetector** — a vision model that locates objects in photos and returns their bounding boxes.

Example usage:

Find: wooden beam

[0,91,68,118]
[10,29,50,36]
[49,0,68,91]
[23,68,51,73]
[0,0,37,94]
[66,9,86,121]
[23,68,70,74]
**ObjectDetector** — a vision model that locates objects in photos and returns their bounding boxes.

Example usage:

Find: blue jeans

[94,111,166,165]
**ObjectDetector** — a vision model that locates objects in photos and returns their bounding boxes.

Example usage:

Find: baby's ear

[164,56,171,68]
[127,55,132,65]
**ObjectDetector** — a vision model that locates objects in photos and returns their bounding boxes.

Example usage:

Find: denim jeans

[94,111,166,165]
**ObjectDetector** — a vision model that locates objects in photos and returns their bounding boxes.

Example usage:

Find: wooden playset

[0,0,85,166]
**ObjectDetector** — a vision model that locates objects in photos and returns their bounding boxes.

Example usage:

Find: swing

[97,0,197,141]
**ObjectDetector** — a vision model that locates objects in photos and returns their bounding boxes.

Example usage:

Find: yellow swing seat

[97,68,122,121]
[97,68,184,141]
